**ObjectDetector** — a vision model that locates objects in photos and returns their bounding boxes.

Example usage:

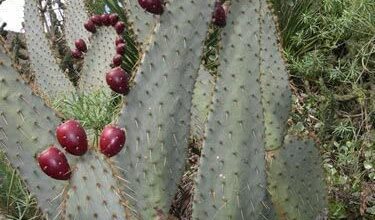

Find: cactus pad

[63,0,91,49]
[267,136,328,220]
[191,65,215,139]
[24,0,75,100]
[259,2,292,150]
[0,46,64,219]
[78,27,117,93]
[193,0,271,218]
[63,151,128,220]
[123,0,157,46]
[117,0,214,218]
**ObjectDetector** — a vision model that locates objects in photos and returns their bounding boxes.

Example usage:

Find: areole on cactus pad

[0,0,328,219]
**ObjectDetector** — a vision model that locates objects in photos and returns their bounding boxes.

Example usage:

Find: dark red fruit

[106,67,129,94]
[109,13,119,26]
[213,4,226,27]
[114,21,125,34]
[138,0,164,15]
[91,15,102,26]
[116,43,126,55]
[84,20,97,33]
[56,120,88,156]
[101,14,111,26]
[71,48,83,59]
[37,146,71,180]
[115,36,125,46]
[99,125,126,157]
[113,54,123,67]
[74,39,87,53]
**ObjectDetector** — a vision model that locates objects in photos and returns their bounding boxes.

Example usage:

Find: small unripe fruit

[115,36,125,46]
[74,39,87,53]
[213,4,227,27]
[90,15,102,26]
[101,14,111,26]
[116,43,126,55]
[84,20,97,33]
[71,49,83,59]
[114,21,125,34]
[109,13,119,26]
[138,0,164,15]
[37,146,71,180]
[106,67,129,94]
[100,125,126,157]
[113,54,123,67]
[56,120,88,156]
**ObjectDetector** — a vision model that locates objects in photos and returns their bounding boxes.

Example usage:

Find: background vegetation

[0,0,373,219]
[271,0,374,218]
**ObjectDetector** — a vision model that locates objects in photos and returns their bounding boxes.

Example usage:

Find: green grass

[53,90,123,140]
[0,153,42,219]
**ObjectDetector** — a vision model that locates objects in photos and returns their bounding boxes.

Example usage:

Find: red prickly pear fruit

[213,4,227,27]
[71,48,83,59]
[99,125,126,157]
[74,39,87,53]
[109,13,119,26]
[138,0,164,15]
[114,21,125,34]
[101,14,111,26]
[115,36,125,46]
[90,15,102,26]
[116,43,126,55]
[113,54,123,67]
[106,67,129,94]
[56,119,88,156]
[37,146,71,180]
[84,20,97,33]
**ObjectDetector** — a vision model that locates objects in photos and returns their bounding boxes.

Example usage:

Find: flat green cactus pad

[78,27,117,93]
[193,0,271,218]
[191,65,215,139]
[63,0,91,49]
[0,46,64,219]
[63,151,129,220]
[123,0,157,46]
[24,0,75,100]
[118,1,215,218]
[259,2,292,151]
[267,136,328,220]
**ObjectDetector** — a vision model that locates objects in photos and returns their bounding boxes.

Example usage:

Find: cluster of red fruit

[71,13,125,59]
[71,13,130,95]
[37,120,126,180]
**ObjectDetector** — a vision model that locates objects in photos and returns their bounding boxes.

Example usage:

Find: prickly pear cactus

[192,0,327,219]
[0,0,328,219]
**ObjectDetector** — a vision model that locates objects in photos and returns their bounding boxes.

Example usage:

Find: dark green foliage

[272,0,375,218]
